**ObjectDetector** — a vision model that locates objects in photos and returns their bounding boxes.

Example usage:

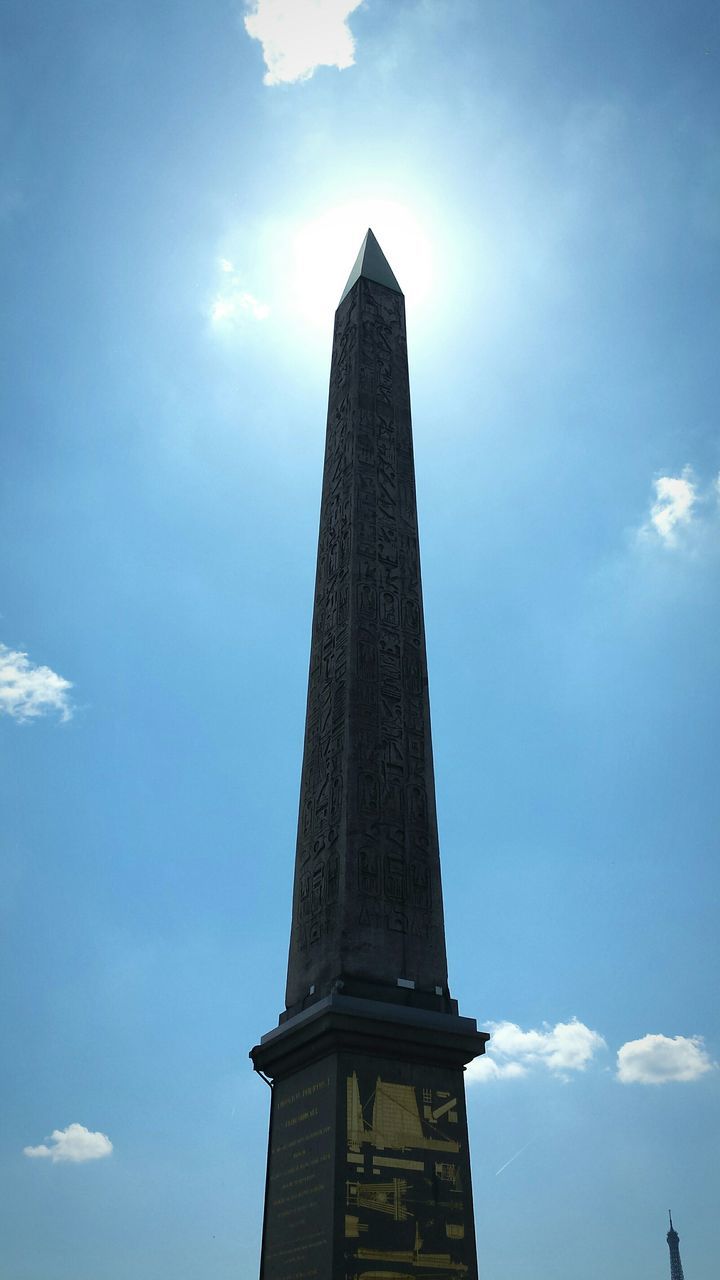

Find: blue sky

[1,1,718,1276]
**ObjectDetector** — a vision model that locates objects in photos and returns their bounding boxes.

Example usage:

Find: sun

[289,199,434,330]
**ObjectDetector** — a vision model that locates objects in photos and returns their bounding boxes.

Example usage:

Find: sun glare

[289,200,434,330]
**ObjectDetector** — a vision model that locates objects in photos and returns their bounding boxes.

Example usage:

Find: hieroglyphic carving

[286,275,448,1007]
[288,293,358,965]
[343,282,442,966]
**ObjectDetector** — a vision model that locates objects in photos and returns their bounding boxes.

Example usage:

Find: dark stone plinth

[252,1001,487,1280]
[253,995,487,1079]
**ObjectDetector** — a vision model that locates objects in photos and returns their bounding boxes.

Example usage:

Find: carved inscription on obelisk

[286,270,449,1011]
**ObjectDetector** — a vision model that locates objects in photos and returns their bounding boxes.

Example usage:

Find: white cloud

[210,258,270,330]
[617,1034,715,1084]
[636,465,720,548]
[244,0,363,86]
[467,1017,607,1084]
[24,1123,113,1163]
[647,468,697,543]
[0,643,73,723]
[466,1055,528,1084]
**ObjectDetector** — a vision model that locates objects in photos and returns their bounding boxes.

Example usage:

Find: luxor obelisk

[251,230,487,1279]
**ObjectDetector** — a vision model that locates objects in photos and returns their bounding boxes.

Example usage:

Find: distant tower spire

[667,1211,685,1280]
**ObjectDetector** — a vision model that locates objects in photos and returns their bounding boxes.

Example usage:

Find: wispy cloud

[467,1055,529,1083]
[243,0,363,86]
[467,1017,607,1084]
[617,1033,715,1084]
[636,465,720,548]
[24,1123,113,1163]
[646,467,698,544]
[0,643,73,723]
[209,258,270,331]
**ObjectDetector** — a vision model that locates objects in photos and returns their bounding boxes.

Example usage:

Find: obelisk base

[251,997,487,1280]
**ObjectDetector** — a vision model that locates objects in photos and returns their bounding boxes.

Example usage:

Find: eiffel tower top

[666,1212,685,1280]
[339,227,403,304]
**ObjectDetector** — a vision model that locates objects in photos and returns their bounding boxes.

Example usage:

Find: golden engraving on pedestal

[345,1069,470,1278]
[434,1161,460,1186]
[347,1072,460,1154]
[423,1095,458,1124]
[356,1221,469,1271]
[347,1178,410,1220]
[372,1155,424,1172]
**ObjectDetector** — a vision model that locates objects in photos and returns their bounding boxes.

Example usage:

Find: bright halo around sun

[289,199,434,330]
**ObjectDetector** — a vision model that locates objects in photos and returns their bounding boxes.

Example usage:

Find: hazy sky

[1,2,718,1278]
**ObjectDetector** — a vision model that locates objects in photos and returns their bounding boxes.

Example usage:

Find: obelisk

[251,230,487,1279]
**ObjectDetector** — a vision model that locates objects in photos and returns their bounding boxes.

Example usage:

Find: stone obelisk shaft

[286,263,448,1015]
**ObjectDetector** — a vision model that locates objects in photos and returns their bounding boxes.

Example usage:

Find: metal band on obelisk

[251,230,487,1280]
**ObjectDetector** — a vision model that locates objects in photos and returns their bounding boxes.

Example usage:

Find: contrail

[494,1136,537,1176]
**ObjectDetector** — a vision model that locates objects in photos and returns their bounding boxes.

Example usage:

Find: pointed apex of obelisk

[339,227,403,304]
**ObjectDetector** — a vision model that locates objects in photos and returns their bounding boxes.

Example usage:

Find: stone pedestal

[252,998,487,1280]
